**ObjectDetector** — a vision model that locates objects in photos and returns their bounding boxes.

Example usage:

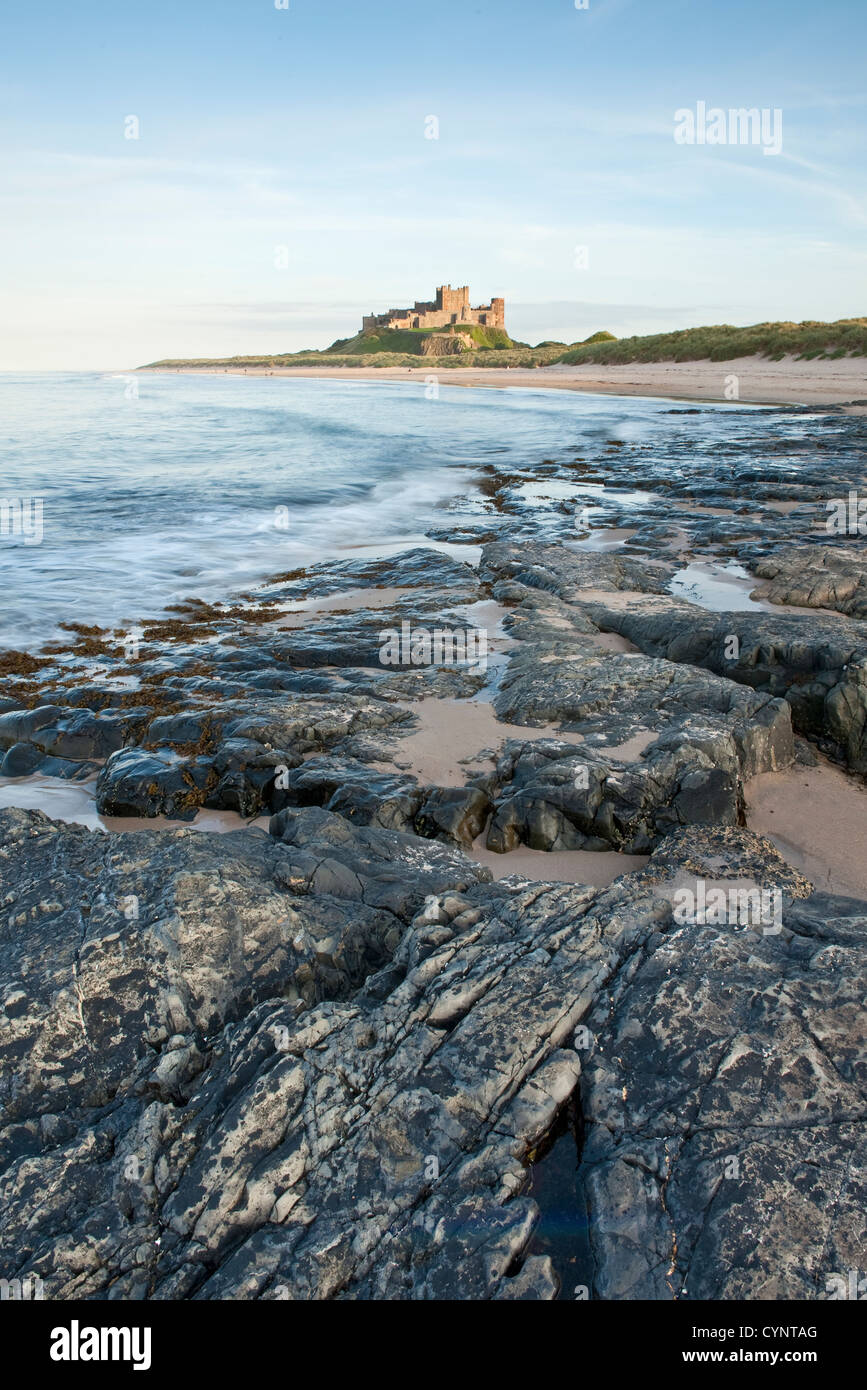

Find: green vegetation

[579,331,618,346]
[441,324,514,349]
[144,347,565,370]
[325,324,515,354]
[142,319,867,372]
[558,319,867,365]
[326,327,434,355]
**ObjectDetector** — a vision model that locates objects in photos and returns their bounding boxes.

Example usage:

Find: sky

[1,0,865,368]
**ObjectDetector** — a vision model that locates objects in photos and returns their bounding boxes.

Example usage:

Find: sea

[0,370,850,651]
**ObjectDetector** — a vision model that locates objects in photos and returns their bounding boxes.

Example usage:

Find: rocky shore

[1,401,866,1300]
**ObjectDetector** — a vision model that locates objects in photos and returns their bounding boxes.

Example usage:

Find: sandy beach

[140,353,867,410]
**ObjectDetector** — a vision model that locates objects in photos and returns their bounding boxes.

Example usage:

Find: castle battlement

[362,285,505,333]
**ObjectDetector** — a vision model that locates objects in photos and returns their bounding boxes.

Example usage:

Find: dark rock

[577,594,867,774]
[415,785,491,848]
[95,748,215,820]
[486,739,744,854]
[0,705,67,750]
[1,742,45,777]
[754,544,867,619]
[0,742,99,780]
[0,705,151,761]
[0,798,862,1301]
[479,540,674,599]
[480,541,867,775]
[268,806,492,915]
[578,878,867,1299]
[271,755,423,830]
[256,547,482,603]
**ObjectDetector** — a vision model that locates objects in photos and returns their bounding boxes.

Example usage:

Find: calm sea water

[0,371,838,651]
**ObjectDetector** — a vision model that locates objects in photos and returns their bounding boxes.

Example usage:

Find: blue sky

[1,0,865,367]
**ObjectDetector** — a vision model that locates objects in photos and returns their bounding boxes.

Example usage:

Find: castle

[362,285,505,333]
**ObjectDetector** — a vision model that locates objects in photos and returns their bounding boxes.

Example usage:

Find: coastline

[3,371,867,1302]
[137,352,867,411]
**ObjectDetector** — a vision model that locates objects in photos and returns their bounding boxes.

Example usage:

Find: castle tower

[435,285,470,319]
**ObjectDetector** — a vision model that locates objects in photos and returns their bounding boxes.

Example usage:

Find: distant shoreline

[137,354,867,411]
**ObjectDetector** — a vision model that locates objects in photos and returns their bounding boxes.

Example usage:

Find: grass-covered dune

[142,319,866,371]
[559,318,867,365]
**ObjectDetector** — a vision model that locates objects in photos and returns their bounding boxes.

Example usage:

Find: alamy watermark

[378,621,487,675]
[50,1322,152,1370]
[672,880,783,935]
[825,490,867,536]
[826,1269,867,1300]
[0,496,43,545]
[0,1273,44,1300]
[674,102,783,156]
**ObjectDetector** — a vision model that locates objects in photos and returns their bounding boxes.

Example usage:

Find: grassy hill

[326,325,516,354]
[142,320,866,371]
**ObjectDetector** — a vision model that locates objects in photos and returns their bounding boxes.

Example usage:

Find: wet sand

[573,527,637,551]
[745,757,867,901]
[469,839,649,888]
[384,696,586,788]
[140,354,867,411]
[265,586,416,628]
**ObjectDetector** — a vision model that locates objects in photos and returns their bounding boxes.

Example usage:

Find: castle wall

[362,285,505,334]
